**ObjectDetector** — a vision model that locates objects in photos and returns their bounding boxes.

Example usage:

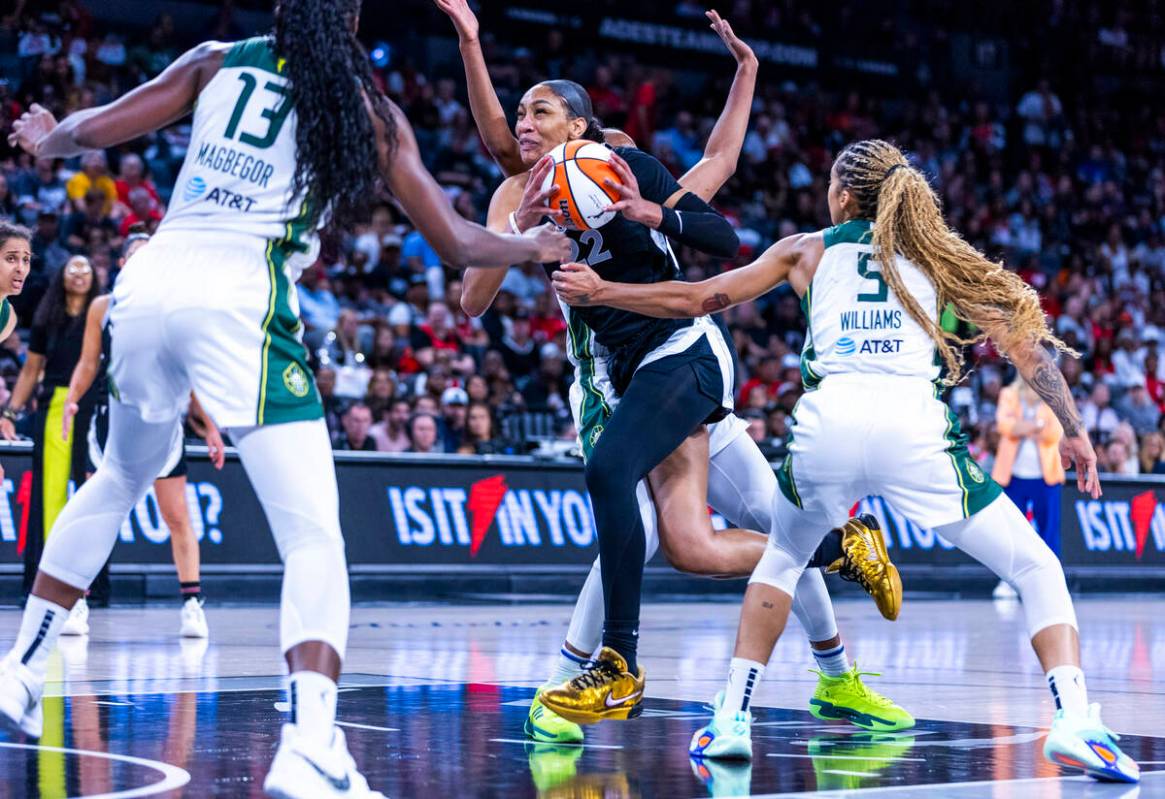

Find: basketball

[541,140,622,231]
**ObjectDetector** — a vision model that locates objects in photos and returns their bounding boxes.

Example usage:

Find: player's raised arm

[8,43,225,159]
[434,0,525,176]
[552,232,814,318]
[374,101,570,269]
[676,10,758,203]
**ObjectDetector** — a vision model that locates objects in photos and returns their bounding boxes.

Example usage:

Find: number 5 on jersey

[857,253,888,303]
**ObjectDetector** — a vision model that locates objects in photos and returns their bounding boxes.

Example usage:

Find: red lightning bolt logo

[467,475,508,557]
[1129,490,1156,561]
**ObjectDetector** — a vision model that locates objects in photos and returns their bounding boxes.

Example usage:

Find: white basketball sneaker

[689,691,753,761]
[179,597,209,639]
[1044,703,1140,783]
[264,724,385,798]
[0,660,44,738]
[60,597,89,636]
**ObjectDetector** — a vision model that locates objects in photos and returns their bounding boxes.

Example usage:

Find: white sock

[812,643,850,676]
[1046,665,1088,715]
[544,647,589,689]
[722,657,765,714]
[10,595,70,681]
[289,671,338,746]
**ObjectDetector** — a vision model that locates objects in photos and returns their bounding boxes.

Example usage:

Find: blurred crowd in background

[2,0,1165,474]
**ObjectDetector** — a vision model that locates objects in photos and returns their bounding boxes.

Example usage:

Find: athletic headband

[541,80,594,122]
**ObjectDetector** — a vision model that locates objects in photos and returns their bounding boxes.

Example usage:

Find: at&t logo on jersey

[183,175,207,202]
[387,475,595,557]
[836,336,856,356]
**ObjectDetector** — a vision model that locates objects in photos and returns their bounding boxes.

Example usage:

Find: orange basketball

[541,140,622,230]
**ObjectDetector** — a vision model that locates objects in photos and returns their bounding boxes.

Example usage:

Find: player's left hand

[707,10,756,68]
[604,152,663,228]
[203,423,226,470]
[551,261,603,306]
[7,104,58,156]
[1060,431,1101,499]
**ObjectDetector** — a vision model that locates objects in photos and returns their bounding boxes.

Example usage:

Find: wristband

[1,406,18,423]
[508,211,523,235]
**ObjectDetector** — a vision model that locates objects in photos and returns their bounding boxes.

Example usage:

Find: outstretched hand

[551,261,603,306]
[603,152,662,227]
[1060,432,1101,499]
[707,9,756,68]
[433,0,480,42]
[7,103,57,155]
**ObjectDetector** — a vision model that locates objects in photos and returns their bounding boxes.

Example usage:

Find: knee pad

[281,539,350,659]
[748,538,804,596]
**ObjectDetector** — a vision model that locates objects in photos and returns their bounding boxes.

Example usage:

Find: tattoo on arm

[702,292,730,313]
[1028,349,1082,437]
[761,600,775,609]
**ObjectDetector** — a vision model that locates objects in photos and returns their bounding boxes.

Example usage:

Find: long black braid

[273,0,395,229]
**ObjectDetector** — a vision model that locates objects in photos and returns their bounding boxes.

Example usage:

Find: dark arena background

[1,0,1164,797]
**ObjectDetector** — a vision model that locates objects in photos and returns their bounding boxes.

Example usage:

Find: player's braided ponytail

[274,0,395,230]
[833,139,1073,384]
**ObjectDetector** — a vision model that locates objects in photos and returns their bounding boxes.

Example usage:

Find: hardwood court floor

[0,596,1161,798]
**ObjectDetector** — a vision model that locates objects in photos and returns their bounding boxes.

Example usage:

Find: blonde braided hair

[833,139,1074,384]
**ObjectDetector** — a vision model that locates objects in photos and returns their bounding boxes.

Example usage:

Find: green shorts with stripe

[776,373,1000,529]
[108,230,322,429]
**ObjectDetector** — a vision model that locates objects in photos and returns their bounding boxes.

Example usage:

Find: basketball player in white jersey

[2,2,568,796]
[552,138,1139,782]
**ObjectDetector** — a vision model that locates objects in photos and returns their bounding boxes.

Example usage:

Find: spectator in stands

[497,308,537,378]
[520,343,568,414]
[1116,384,1161,436]
[1112,329,1145,388]
[63,187,117,253]
[112,153,160,210]
[335,403,377,452]
[738,354,780,406]
[15,158,68,225]
[117,186,162,237]
[1081,383,1120,442]
[465,374,491,404]
[407,412,440,454]
[993,377,1065,560]
[439,386,468,452]
[1103,440,1133,475]
[459,401,511,455]
[315,366,342,435]
[371,398,412,453]
[1138,432,1165,475]
[65,151,116,216]
[364,367,397,421]
[0,174,18,220]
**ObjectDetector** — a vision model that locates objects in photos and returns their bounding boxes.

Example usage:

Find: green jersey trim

[257,200,323,426]
[938,393,1002,517]
[799,283,823,391]
[822,218,873,249]
[0,299,11,334]
[223,37,284,77]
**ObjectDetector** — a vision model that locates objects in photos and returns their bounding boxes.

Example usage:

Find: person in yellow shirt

[65,152,117,216]
[993,375,1066,560]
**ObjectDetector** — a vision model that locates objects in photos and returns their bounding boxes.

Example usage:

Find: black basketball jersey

[542,146,693,387]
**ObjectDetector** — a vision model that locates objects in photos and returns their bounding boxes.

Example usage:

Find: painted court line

[489,737,624,750]
[0,741,190,799]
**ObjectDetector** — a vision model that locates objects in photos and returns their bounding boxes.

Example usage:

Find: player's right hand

[61,401,79,441]
[433,0,480,42]
[515,155,563,231]
[526,223,572,264]
[707,10,756,68]
[1061,432,1101,499]
[7,103,58,156]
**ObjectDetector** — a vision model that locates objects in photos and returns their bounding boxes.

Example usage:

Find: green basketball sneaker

[525,690,585,744]
[809,664,914,732]
[525,742,583,793]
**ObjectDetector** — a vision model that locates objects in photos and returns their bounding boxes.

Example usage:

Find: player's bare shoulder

[787,230,826,296]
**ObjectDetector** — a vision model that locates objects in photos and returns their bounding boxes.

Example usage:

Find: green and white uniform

[110,37,321,429]
[777,219,1000,528]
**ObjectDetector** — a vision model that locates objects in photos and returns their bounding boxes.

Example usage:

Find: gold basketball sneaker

[826,514,903,621]
[538,647,645,725]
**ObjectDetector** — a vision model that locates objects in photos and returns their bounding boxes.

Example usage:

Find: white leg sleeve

[39,402,180,589]
[708,433,838,642]
[565,480,656,654]
[750,492,839,597]
[231,419,350,660]
[936,494,1078,636]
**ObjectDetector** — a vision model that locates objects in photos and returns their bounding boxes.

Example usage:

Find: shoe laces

[811,665,895,708]
[569,658,622,691]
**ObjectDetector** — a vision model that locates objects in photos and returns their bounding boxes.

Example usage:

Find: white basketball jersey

[799,219,941,387]
[160,37,320,275]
